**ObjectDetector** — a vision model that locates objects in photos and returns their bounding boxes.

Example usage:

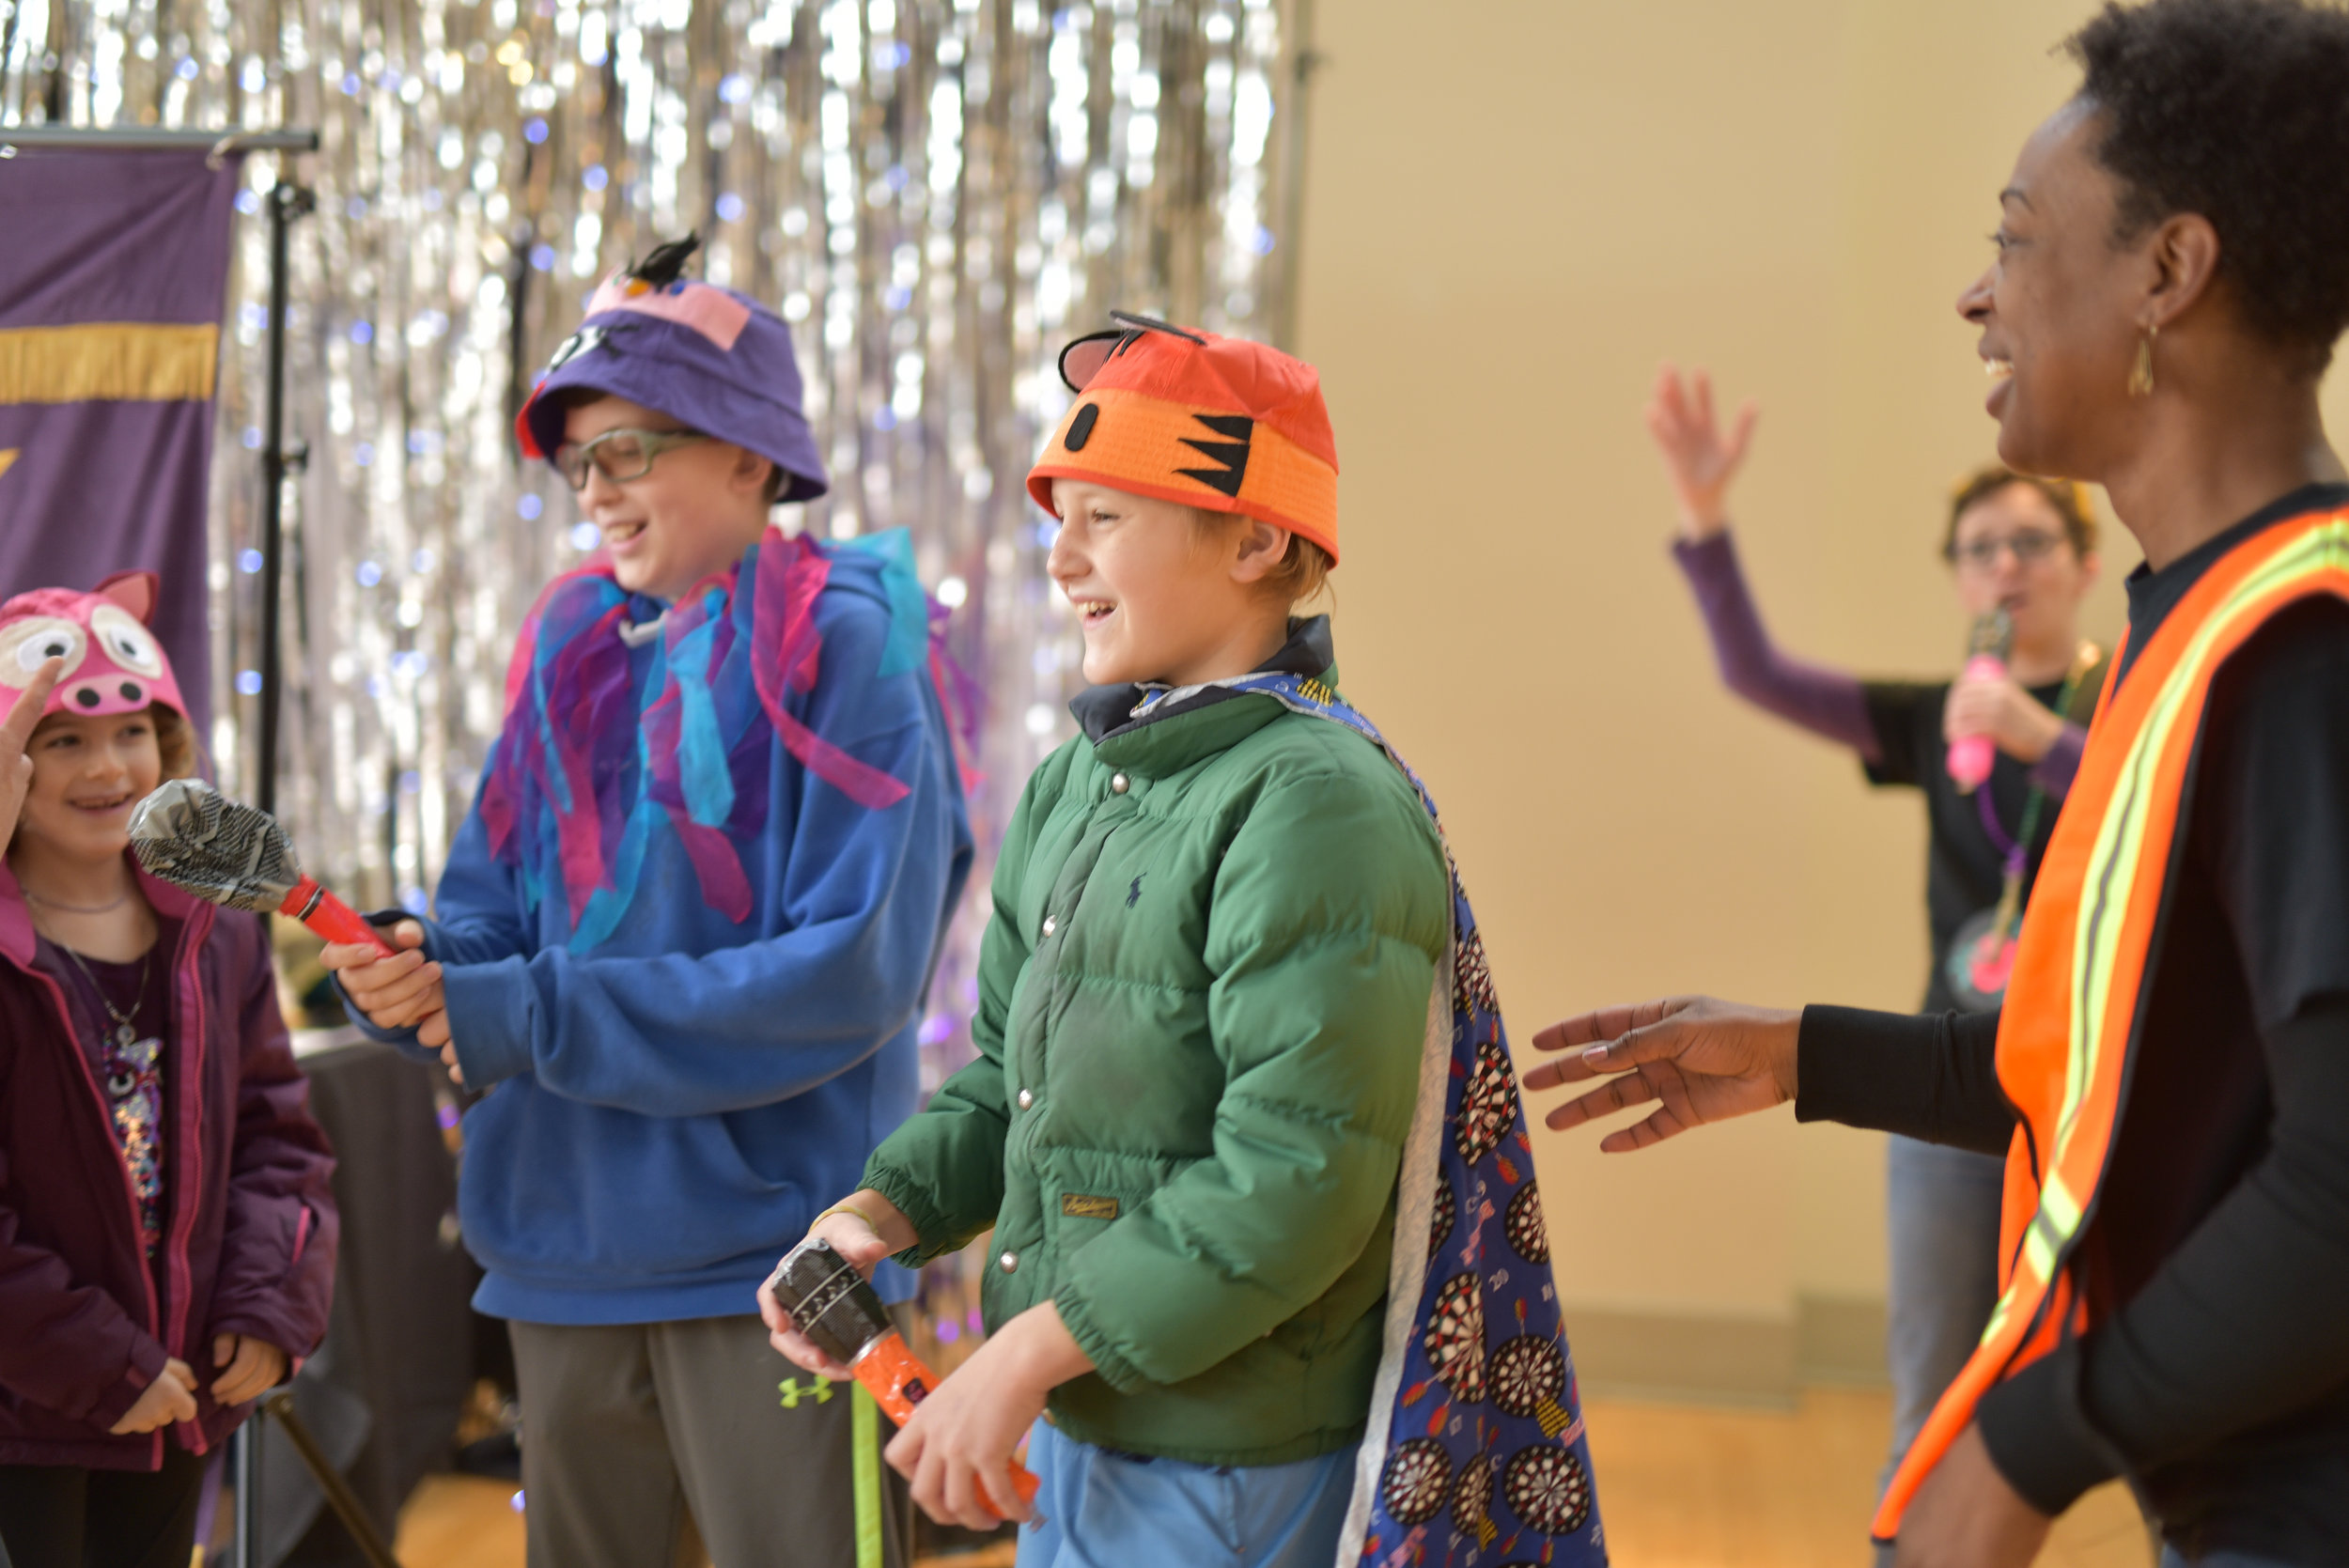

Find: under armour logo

[778,1375,834,1408]
[1128,875,1145,908]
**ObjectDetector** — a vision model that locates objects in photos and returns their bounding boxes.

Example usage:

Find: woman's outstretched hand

[1644,364,1758,539]
[1524,997,1801,1151]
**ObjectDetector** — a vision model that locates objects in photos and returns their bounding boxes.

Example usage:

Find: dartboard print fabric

[1198,672,1608,1568]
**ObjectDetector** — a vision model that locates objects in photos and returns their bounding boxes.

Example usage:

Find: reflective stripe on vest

[1874,506,2349,1543]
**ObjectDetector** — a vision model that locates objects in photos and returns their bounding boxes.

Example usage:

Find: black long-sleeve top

[1795,484,2349,1565]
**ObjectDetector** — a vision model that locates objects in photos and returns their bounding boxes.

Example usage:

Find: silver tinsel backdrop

[1,0,1300,1106]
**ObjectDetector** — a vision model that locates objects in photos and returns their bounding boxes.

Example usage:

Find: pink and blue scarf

[479,528,975,951]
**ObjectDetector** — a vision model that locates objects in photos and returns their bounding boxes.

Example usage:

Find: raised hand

[0,657,63,853]
[1643,364,1758,538]
[1523,996,1800,1152]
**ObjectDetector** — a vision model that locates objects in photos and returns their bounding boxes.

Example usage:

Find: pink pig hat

[0,571,185,722]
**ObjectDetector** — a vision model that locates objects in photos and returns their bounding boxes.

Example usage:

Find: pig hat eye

[90,605,164,678]
[2,617,87,679]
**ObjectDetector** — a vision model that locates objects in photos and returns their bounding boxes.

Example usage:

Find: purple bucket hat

[515,236,828,503]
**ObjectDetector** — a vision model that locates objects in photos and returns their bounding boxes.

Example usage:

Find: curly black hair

[2067,0,2349,374]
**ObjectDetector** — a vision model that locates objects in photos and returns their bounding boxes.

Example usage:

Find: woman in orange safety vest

[1529,4,2349,1567]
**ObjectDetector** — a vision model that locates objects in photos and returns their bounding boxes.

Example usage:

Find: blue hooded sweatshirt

[349,538,973,1324]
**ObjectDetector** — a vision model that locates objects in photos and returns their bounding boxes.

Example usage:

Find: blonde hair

[1188,509,1335,607]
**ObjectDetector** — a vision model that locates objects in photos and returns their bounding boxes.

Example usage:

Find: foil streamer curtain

[1,0,1297,1109]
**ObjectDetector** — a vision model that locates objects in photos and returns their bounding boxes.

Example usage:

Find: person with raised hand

[1536,6,2349,1565]
[0,576,335,1567]
[1646,365,2108,1554]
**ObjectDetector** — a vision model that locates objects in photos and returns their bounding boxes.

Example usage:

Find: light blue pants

[1014,1419,1356,1568]
[1875,1136,2008,1568]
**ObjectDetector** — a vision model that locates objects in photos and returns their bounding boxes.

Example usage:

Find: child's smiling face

[17,709,162,865]
[1047,478,1296,690]
[562,393,774,605]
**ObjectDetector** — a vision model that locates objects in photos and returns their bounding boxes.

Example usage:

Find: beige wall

[1298,0,2349,1357]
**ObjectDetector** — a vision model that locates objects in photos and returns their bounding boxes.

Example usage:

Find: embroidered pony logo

[1127,875,1145,908]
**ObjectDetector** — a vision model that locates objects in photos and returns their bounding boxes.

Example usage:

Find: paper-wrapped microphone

[127,779,395,955]
[766,1236,1043,1517]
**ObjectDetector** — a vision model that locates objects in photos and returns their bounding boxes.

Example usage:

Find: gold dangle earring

[2127,322,2158,397]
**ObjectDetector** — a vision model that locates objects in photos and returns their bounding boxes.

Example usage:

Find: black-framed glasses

[1952,529,2066,570]
[552,427,711,490]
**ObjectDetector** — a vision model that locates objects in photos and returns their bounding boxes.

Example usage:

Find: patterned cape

[1214,671,1608,1568]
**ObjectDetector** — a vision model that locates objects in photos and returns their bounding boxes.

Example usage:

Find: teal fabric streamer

[841,529,931,679]
[670,597,736,829]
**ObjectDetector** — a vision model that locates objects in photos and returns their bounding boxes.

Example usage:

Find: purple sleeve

[2030,724,2088,799]
[1671,533,1883,765]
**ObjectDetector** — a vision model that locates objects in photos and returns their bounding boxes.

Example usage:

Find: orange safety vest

[1875,503,2349,1542]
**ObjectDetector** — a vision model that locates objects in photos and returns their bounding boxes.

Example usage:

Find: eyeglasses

[1952,529,2067,570]
[552,427,710,491]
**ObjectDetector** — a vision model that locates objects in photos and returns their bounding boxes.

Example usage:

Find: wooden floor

[392,1389,2152,1567]
[1576,1389,2150,1568]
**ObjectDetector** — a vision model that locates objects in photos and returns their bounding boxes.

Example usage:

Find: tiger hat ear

[94,570,160,624]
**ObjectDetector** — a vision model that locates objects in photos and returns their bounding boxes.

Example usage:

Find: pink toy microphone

[1946,609,2014,795]
[127,779,396,955]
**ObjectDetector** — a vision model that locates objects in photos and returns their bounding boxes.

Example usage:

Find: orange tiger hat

[1027,313,1340,564]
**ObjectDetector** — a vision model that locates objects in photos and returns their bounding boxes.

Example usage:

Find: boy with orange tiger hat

[765,316,1605,1568]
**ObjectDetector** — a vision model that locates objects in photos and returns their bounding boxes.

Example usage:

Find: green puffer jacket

[862,623,1449,1466]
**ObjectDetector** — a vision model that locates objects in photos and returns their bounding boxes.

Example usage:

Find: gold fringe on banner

[0,323,220,404]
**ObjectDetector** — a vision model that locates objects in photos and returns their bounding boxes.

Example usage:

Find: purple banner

[0,147,241,731]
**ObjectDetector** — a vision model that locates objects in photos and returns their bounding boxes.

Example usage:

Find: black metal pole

[240,168,314,1568]
[232,1418,260,1568]
[255,177,312,818]
[1272,0,1322,353]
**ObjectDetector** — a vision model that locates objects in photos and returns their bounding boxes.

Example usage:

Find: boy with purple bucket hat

[325,238,973,1568]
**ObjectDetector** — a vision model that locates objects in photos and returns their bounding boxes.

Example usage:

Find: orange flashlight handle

[851,1329,1042,1513]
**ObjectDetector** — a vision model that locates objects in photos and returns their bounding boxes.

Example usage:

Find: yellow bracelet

[812,1198,881,1234]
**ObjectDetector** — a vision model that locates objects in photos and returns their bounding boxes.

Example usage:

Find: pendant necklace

[59,943,151,1068]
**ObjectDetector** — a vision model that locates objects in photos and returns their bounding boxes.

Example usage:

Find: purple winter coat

[0,857,337,1470]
